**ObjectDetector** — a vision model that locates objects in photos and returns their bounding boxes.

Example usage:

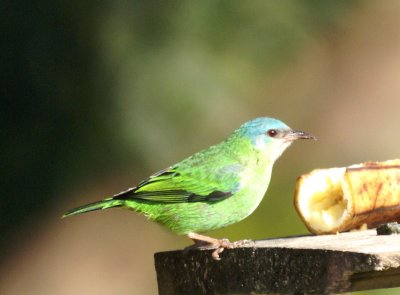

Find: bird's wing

[112,164,242,204]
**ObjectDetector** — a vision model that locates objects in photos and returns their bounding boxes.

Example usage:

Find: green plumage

[64,117,315,236]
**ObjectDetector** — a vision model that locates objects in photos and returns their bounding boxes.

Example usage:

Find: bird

[63,117,316,259]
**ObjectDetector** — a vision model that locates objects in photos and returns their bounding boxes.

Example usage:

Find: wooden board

[154,230,400,294]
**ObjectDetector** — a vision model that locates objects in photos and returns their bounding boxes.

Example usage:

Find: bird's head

[236,117,316,163]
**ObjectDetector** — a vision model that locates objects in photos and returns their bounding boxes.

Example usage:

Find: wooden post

[154,230,400,294]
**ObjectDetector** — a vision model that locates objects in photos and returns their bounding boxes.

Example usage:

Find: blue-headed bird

[64,117,316,259]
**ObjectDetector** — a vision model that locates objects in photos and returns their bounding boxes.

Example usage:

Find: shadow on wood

[154,230,400,294]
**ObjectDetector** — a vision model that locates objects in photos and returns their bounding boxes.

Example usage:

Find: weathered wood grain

[155,230,400,294]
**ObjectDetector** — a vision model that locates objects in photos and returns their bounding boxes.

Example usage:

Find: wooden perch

[154,230,400,294]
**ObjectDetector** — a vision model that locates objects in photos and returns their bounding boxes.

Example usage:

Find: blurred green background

[2,1,400,294]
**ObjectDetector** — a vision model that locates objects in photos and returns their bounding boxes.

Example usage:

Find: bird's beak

[283,130,317,141]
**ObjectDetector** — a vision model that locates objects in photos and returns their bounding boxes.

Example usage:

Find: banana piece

[294,159,400,234]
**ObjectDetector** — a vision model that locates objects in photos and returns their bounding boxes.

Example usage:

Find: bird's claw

[211,246,224,260]
[211,238,255,260]
[186,233,254,260]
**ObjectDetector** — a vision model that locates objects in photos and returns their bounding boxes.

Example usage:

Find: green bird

[63,117,315,259]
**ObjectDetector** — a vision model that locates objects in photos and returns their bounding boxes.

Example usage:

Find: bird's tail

[62,198,123,218]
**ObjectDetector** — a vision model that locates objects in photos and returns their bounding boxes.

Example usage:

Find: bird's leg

[185,232,230,260]
[185,233,254,260]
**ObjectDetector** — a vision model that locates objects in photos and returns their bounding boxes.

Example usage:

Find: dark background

[2,1,400,294]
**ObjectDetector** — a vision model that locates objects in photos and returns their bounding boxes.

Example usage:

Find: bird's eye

[267,129,278,137]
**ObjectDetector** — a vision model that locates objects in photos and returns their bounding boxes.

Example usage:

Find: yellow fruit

[294,160,400,234]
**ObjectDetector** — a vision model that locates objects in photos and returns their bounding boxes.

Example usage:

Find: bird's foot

[185,233,254,260]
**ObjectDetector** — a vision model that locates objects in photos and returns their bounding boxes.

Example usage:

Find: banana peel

[294,159,400,234]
